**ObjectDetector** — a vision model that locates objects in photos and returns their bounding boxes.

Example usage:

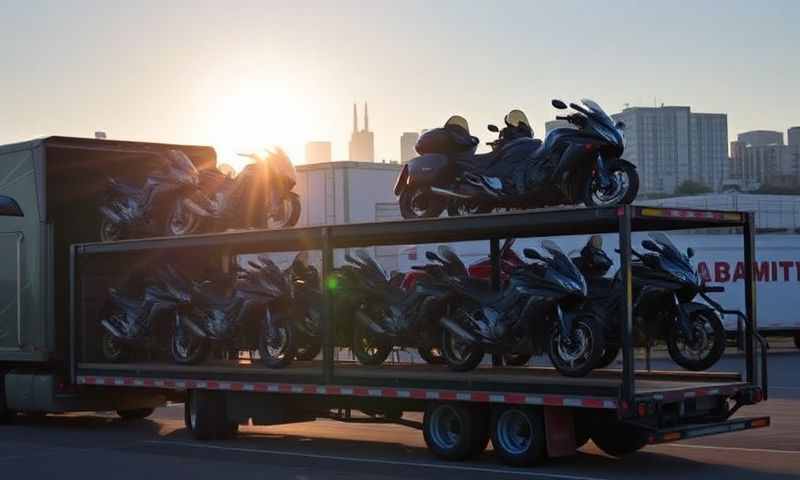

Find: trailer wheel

[0,374,14,425]
[590,420,647,456]
[423,403,488,461]
[490,406,547,467]
[117,408,155,420]
[185,390,238,440]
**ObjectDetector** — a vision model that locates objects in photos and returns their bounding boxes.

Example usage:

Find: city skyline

[1,1,799,170]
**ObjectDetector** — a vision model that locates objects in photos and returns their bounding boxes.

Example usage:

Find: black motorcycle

[395,99,638,218]
[176,148,301,235]
[99,150,202,241]
[171,258,285,367]
[440,240,606,377]
[99,266,192,362]
[574,234,726,371]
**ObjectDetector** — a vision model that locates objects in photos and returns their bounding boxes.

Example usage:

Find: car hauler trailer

[55,205,769,467]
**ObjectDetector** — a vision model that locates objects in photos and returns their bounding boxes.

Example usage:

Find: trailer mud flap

[647,416,770,444]
[544,407,577,457]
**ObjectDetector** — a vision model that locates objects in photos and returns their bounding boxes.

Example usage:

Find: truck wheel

[490,406,547,467]
[667,309,726,371]
[423,403,488,461]
[591,420,647,456]
[185,390,238,440]
[117,408,155,420]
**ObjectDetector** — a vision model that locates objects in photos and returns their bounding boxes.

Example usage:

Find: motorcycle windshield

[437,245,468,278]
[649,232,693,271]
[354,249,388,281]
[256,259,289,297]
[581,99,616,129]
[268,148,297,183]
[168,150,199,177]
[541,240,586,289]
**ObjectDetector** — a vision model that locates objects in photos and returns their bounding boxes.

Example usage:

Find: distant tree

[754,183,800,195]
[674,180,713,196]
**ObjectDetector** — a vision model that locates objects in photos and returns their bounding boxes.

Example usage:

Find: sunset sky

[1,1,798,169]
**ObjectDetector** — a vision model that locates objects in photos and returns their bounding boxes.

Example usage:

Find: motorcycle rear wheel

[258,313,297,368]
[582,158,639,207]
[267,192,301,229]
[441,329,484,372]
[666,309,725,371]
[399,187,445,219]
[418,346,445,364]
[295,340,322,361]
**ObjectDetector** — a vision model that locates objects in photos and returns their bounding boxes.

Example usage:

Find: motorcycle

[395,98,638,218]
[171,258,286,367]
[574,234,727,371]
[99,150,203,241]
[439,240,606,377]
[99,266,192,362]
[175,148,301,235]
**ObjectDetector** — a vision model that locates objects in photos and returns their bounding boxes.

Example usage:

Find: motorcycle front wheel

[548,316,605,377]
[166,201,202,236]
[258,312,297,368]
[267,192,302,229]
[100,218,123,242]
[170,325,208,365]
[582,158,639,207]
[399,187,445,219]
[294,340,322,361]
[441,329,484,372]
[101,331,129,363]
[351,315,392,366]
[417,346,445,365]
[666,309,725,371]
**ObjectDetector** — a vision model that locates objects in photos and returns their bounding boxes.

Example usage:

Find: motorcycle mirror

[0,195,23,217]
[487,124,499,133]
[425,251,438,262]
[589,235,603,249]
[641,240,660,252]
[523,248,544,261]
[615,121,626,130]
[551,99,568,110]
[687,247,695,258]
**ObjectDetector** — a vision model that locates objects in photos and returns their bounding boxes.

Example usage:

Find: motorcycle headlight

[596,124,623,148]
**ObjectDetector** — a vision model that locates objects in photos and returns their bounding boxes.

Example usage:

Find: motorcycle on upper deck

[395,99,638,218]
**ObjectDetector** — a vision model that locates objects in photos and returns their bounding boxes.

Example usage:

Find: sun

[205,80,307,172]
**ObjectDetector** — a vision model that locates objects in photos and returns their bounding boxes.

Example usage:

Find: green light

[326,276,339,291]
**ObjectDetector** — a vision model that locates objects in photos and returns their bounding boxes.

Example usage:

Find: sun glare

[206,80,307,172]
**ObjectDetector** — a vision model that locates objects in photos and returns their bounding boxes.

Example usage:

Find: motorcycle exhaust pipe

[182,198,213,217]
[100,319,124,339]
[440,316,478,344]
[429,187,472,200]
[356,310,386,335]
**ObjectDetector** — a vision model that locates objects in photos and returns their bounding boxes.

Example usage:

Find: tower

[348,101,375,162]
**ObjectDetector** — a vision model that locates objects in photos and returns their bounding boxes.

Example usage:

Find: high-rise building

[400,132,419,164]
[544,119,574,136]
[612,106,728,194]
[737,130,783,147]
[349,102,375,162]
[787,127,800,147]
[305,141,332,164]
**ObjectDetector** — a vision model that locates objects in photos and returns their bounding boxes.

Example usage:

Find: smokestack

[364,102,369,132]
[353,103,358,133]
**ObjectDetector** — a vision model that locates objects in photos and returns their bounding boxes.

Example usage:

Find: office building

[349,103,375,162]
[305,141,332,164]
[544,119,574,136]
[612,106,728,194]
[730,128,800,188]
[737,130,783,147]
[400,132,419,163]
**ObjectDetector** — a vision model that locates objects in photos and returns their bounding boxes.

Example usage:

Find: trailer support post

[619,206,635,408]
[490,238,503,367]
[743,212,757,385]
[321,228,335,384]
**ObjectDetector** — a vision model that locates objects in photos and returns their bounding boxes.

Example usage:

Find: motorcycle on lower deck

[439,240,606,377]
[396,98,638,219]
[174,149,302,235]
[574,234,727,371]
[98,150,203,241]
[99,266,192,362]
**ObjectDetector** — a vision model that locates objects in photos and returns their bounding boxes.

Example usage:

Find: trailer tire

[185,390,238,440]
[117,408,155,420]
[490,406,547,467]
[423,403,488,461]
[590,420,647,456]
[0,374,13,425]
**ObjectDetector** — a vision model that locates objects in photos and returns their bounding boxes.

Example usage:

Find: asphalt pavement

[1,352,798,480]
